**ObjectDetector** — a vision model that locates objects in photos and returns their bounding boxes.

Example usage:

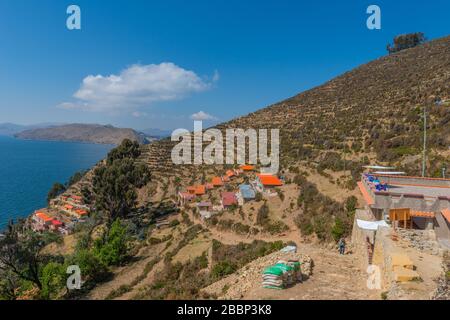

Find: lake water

[0,136,113,230]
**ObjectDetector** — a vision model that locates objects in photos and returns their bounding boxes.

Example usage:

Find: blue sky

[0,0,448,130]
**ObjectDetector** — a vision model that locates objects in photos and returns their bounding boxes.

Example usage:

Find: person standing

[338,238,346,255]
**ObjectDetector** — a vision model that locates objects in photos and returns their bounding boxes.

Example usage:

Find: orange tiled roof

[226,170,235,177]
[75,209,88,216]
[194,185,206,195]
[211,177,223,186]
[442,208,450,223]
[257,174,283,186]
[35,212,53,222]
[222,176,230,182]
[410,210,435,218]
[357,181,375,206]
[64,204,74,210]
[240,165,255,171]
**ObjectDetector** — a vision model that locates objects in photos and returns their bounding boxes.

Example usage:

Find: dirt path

[244,244,380,300]
[192,212,379,300]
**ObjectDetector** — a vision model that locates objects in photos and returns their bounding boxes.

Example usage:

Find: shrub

[211,261,237,279]
[331,217,346,242]
[94,219,129,266]
[169,219,180,227]
[256,203,269,225]
[69,249,109,283]
[40,262,67,300]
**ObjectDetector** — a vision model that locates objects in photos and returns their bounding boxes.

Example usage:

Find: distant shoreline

[12,136,117,146]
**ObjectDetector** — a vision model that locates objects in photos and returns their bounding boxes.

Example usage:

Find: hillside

[141,36,450,176]
[14,123,150,145]
[78,35,448,300]
[220,35,450,172]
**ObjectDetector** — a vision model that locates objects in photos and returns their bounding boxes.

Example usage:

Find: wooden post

[404,211,407,229]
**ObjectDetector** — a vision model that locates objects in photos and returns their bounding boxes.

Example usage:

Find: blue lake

[0,136,113,230]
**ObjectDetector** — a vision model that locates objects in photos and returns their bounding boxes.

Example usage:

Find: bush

[211,261,237,279]
[331,217,346,242]
[256,203,269,225]
[264,221,289,235]
[69,249,109,283]
[93,219,129,266]
[387,32,426,54]
[169,219,180,227]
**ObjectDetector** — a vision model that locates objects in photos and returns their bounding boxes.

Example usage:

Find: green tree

[40,262,67,300]
[107,139,141,164]
[93,158,150,221]
[0,270,21,300]
[0,228,50,290]
[47,182,66,203]
[387,32,426,54]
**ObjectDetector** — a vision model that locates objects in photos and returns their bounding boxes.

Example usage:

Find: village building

[211,176,224,187]
[226,170,235,179]
[255,174,283,191]
[69,195,83,204]
[221,192,238,208]
[197,201,213,211]
[187,185,206,196]
[74,209,88,219]
[239,184,256,201]
[197,201,215,220]
[31,210,68,234]
[32,211,54,232]
[240,165,255,171]
[358,173,450,246]
[49,219,63,232]
[178,191,195,206]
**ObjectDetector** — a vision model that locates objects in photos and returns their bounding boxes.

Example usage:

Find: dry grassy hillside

[79,36,449,300]
[142,36,450,178]
[219,36,450,174]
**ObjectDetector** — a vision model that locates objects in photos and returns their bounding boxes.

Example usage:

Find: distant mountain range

[0,122,62,136]
[10,123,159,145]
[140,128,172,138]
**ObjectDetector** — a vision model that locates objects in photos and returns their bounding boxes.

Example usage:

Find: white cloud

[190,111,218,121]
[59,62,215,112]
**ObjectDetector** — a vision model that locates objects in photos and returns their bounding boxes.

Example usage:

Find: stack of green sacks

[262,260,302,289]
